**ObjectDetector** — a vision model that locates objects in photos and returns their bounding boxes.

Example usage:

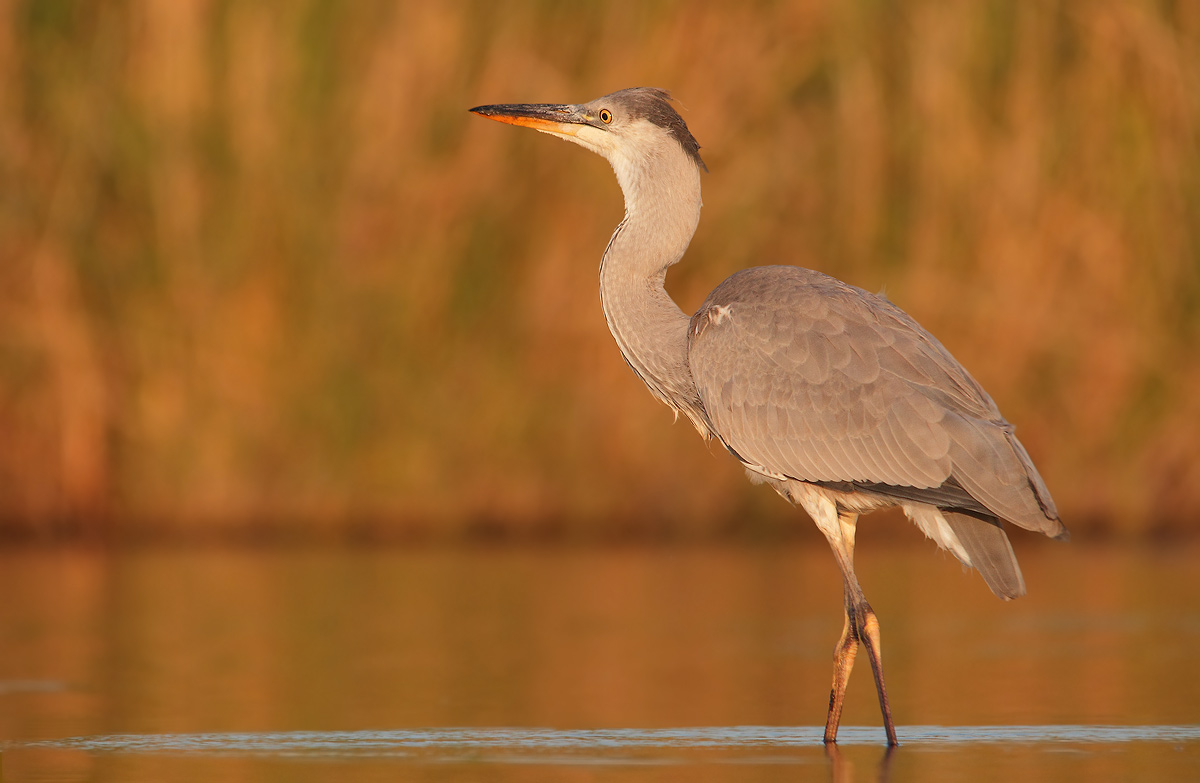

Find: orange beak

[469,102,588,136]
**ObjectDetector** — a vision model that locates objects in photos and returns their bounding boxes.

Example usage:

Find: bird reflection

[825,742,895,783]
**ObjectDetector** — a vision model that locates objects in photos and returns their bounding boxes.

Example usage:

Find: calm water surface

[1,540,1197,781]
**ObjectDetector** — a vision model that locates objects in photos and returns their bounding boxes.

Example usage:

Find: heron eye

[599,109,613,124]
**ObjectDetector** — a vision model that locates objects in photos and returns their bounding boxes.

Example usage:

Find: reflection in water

[12,724,1200,755]
[0,542,1199,781]
[827,743,894,783]
[5,724,1199,783]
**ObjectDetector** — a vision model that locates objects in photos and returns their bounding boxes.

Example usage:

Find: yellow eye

[599,109,613,124]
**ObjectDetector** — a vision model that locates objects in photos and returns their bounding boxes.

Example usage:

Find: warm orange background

[2,2,1197,538]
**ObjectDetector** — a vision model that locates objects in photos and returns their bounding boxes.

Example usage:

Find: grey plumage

[689,265,1065,557]
[471,87,1067,747]
[943,512,1025,599]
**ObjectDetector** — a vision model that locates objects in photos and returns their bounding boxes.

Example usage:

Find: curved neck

[598,149,708,431]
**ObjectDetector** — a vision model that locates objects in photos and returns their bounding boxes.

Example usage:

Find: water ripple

[8,724,1200,757]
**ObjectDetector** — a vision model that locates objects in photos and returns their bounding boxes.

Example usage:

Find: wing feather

[942,512,1026,599]
[688,266,1064,535]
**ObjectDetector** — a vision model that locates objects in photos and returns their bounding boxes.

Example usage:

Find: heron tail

[942,511,1026,600]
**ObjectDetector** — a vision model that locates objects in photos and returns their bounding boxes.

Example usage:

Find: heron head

[470,87,707,174]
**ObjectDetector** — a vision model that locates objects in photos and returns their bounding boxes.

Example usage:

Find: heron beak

[469,102,587,137]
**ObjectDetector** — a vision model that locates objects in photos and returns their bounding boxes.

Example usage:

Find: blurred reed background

[1,0,1197,540]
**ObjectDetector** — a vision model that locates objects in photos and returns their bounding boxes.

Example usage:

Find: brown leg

[855,600,898,747]
[822,509,899,747]
[823,590,860,743]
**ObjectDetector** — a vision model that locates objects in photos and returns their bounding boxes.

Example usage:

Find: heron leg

[823,584,860,743]
[855,598,898,746]
[822,509,899,747]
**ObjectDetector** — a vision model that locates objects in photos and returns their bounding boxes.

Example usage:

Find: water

[1,541,1197,781]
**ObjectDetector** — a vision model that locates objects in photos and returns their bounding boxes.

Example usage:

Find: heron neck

[598,155,708,431]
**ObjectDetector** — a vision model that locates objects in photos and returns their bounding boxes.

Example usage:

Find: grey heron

[470,87,1067,746]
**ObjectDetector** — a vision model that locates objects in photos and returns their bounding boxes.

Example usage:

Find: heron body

[471,87,1067,746]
